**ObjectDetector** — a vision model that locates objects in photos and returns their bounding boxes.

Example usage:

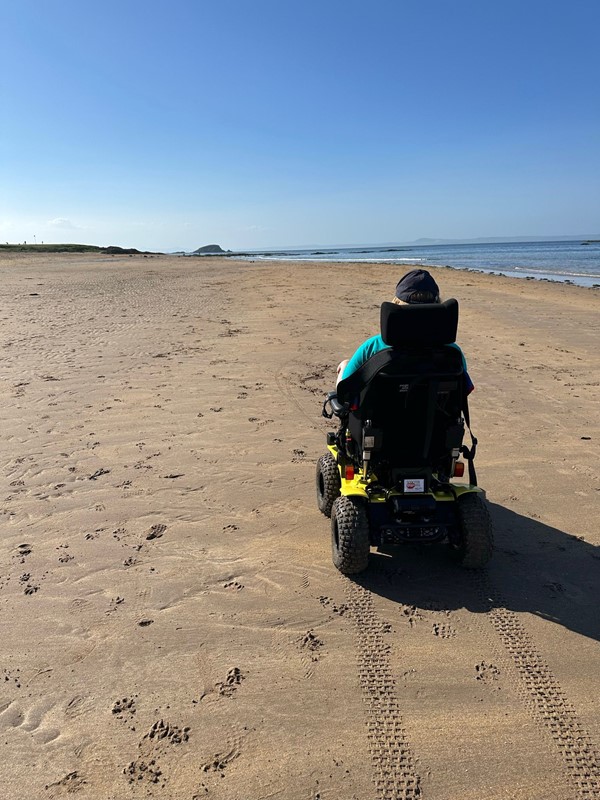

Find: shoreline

[228,255,600,295]
[5,247,599,288]
[233,256,600,289]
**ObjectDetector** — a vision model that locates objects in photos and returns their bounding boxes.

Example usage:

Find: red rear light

[344,465,355,481]
[453,461,465,478]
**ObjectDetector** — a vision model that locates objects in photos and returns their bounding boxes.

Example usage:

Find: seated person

[336,268,474,393]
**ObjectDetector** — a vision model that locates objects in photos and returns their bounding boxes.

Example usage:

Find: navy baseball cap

[395,269,440,303]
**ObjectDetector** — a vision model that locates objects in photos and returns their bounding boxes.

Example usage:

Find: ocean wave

[245,255,427,263]
[236,242,600,287]
[513,266,600,279]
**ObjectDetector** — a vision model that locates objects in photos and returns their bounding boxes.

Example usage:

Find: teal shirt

[342,335,474,392]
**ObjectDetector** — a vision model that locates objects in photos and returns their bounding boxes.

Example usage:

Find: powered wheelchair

[318,298,493,575]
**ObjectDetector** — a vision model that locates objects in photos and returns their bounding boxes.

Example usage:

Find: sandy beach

[1,252,599,800]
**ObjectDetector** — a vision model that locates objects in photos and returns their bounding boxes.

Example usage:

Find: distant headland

[0,242,235,256]
[0,243,160,255]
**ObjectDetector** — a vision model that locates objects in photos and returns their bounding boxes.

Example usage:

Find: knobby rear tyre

[331,495,370,575]
[316,453,341,517]
[455,493,494,569]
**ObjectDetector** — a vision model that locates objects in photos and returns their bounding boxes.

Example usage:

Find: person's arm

[336,359,350,386]
[460,352,474,394]
[464,369,474,394]
[449,344,474,394]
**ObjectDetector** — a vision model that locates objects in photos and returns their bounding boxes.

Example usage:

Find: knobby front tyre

[316,453,341,517]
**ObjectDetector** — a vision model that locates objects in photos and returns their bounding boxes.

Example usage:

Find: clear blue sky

[1,0,599,251]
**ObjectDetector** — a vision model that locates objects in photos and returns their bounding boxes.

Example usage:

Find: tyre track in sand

[343,578,422,800]
[476,575,600,798]
[344,565,600,800]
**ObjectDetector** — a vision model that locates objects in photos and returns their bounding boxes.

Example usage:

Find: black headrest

[380,298,458,346]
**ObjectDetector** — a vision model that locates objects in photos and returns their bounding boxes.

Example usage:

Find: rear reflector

[453,461,465,478]
[344,465,355,481]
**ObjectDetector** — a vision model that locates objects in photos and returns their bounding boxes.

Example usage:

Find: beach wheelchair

[318,299,493,575]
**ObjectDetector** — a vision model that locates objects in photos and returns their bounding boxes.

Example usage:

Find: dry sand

[1,252,599,800]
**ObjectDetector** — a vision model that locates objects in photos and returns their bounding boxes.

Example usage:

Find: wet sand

[1,252,599,799]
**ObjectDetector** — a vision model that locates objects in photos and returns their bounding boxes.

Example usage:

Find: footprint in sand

[106,597,125,614]
[299,630,324,671]
[399,604,422,628]
[432,622,456,639]
[215,668,244,698]
[146,524,167,541]
[15,543,32,562]
[143,719,190,745]
[200,734,243,777]
[3,668,22,688]
[112,696,137,720]
[123,759,163,786]
[319,596,349,616]
[20,574,39,595]
[223,580,244,591]
[45,772,87,793]
[475,662,500,683]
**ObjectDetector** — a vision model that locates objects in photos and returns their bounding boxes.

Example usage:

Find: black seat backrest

[337,300,465,473]
[380,298,458,347]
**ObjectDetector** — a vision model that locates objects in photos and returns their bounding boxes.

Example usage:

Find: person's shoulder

[356,334,388,359]
[447,342,467,362]
[364,333,384,347]
[342,334,388,380]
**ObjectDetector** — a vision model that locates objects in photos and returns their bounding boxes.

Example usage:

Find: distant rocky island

[191,244,231,255]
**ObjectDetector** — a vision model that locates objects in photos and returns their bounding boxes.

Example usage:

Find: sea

[237,240,600,288]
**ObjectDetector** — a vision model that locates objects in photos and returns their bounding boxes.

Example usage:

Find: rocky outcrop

[192,244,228,254]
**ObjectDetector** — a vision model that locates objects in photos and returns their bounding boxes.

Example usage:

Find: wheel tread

[316,453,341,517]
[331,495,370,575]
[456,493,494,568]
